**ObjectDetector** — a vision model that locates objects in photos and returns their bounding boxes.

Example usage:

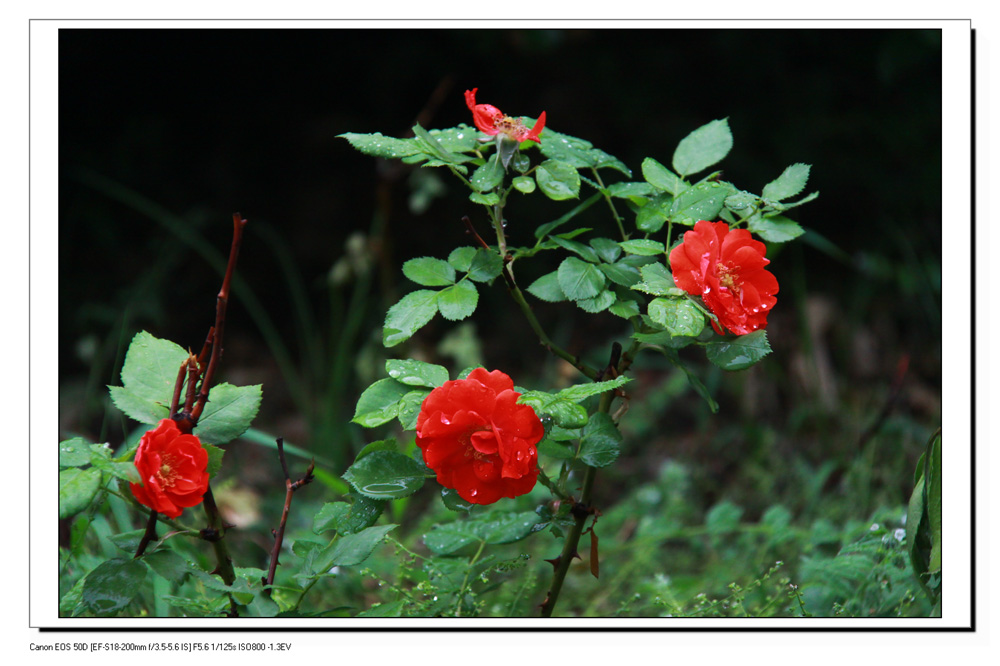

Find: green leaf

[518,375,631,429]
[423,511,540,555]
[338,132,423,159]
[314,502,351,534]
[383,289,439,347]
[526,270,569,302]
[142,549,193,583]
[724,190,758,212]
[619,239,666,256]
[537,128,629,175]
[579,412,622,468]
[598,262,641,287]
[705,330,772,370]
[668,181,731,226]
[441,487,475,513]
[748,214,805,243]
[81,558,147,617]
[557,257,606,300]
[90,455,141,484]
[642,157,687,194]
[589,237,622,263]
[672,118,733,177]
[538,439,575,459]
[927,432,942,573]
[549,235,601,264]
[469,191,500,206]
[107,529,146,554]
[59,468,102,519]
[323,524,397,567]
[423,523,479,555]
[467,248,503,283]
[424,124,480,154]
[648,298,705,338]
[605,181,655,199]
[472,511,541,544]
[60,437,93,468]
[108,331,188,425]
[403,257,456,286]
[536,159,581,200]
[342,450,428,499]
[437,280,479,321]
[448,246,477,272]
[632,262,683,296]
[635,193,672,233]
[412,123,470,164]
[194,382,262,446]
[576,289,616,313]
[385,359,449,388]
[552,375,631,403]
[537,128,596,168]
[762,163,811,201]
[339,492,386,535]
[608,295,641,319]
[512,175,536,193]
[354,439,398,462]
[358,601,406,617]
[470,156,505,192]
[352,378,412,428]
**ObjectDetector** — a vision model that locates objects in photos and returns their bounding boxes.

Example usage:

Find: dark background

[59,28,942,513]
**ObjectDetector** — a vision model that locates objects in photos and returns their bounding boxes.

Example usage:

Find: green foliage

[672,118,733,177]
[907,430,942,606]
[705,330,772,370]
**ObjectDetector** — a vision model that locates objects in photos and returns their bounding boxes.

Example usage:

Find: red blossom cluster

[416,368,544,505]
[670,220,779,335]
[129,419,210,518]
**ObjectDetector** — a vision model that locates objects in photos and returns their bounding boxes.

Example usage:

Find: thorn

[571,550,582,561]
[544,556,561,570]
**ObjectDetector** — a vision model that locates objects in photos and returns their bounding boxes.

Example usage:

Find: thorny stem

[264,438,315,593]
[183,355,199,413]
[134,214,247,614]
[190,213,247,424]
[133,509,160,559]
[540,345,625,617]
[503,267,600,381]
[169,358,189,416]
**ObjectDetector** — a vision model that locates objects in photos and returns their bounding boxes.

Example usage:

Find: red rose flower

[464,88,546,144]
[669,220,779,335]
[129,418,210,519]
[415,368,544,505]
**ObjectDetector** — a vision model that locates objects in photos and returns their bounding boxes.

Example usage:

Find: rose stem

[190,213,247,424]
[264,438,315,593]
[540,341,630,617]
[460,213,597,379]
[502,262,600,381]
[133,509,160,559]
[168,357,189,416]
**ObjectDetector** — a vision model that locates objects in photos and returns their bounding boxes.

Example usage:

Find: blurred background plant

[58,28,941,617]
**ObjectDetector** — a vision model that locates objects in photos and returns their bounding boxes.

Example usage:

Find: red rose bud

[669,220,779,335]
[129,418,210,519]
[465,88,546,144]
[416,368,544,505]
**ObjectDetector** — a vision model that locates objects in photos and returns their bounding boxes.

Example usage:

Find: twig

[190,213,247,424]
[264,438,315,592]
[133,510,159,559]
[169,358,189,416]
